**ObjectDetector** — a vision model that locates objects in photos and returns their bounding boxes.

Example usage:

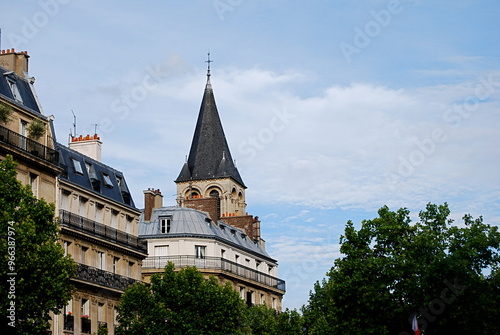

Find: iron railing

[59,210,147,253]
[75,263,140,292]
[142,255,286,291]
[0,124,58,164]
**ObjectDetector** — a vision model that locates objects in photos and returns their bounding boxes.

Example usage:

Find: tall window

[111,210,117,229]
[195,246,206,259]
[81,298,89,317]
[95,204,103,223]
[97,251,106,270]
[19,120,27,149]
[63,241,71,256]
[81,246,88,264]
[29,173,38,198]
[113,257,119,274]
[128,261,134,277]
[160,218,171,234]
[98,303,104,322]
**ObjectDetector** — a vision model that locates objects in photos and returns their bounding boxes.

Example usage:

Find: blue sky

[2,1,500,310]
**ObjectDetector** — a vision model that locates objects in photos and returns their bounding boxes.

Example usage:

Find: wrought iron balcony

[142,255,286,292]
[59,210,147,253]
[75,263,140,292]
[0,124,58,164]
[64,314,74,331]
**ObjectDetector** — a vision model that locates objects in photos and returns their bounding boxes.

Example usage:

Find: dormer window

[160,217,171,234]
[102,173,113,188]
[71,158,83,174]
[6,77,23,103]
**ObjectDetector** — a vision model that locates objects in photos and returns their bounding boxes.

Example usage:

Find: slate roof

[0,66,42,114]
[139,206,275,262]
[56,143,136,209]
[175,75,245,187]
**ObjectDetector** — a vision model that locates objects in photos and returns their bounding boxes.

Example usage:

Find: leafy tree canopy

[0,155,75,334]
[303,203,500,335]
[116,263,247,335]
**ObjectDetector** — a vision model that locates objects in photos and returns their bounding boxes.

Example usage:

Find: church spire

[175,56,245,187]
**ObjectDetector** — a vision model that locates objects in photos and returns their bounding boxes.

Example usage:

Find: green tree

[276,308,303,335]
[303,203,500,335]
[244,304,277,335]
[0,155,76,334]
[116,263,247,335]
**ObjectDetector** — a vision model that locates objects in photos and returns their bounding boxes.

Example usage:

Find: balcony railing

[75,263,140,292]
[59,210,147,253]
[142,256,286,291]
[81,317,91,334]
[64,314,74,331]
[0,124,58,164]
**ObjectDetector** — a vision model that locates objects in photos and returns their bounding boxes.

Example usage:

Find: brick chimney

[69,134,102,162]
[0,49,30,77]
[143,188,163,222]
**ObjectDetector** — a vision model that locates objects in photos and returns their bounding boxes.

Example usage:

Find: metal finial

[205,52,213,77]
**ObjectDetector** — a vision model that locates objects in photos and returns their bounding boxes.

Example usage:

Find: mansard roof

[175,75,245,187]
[0,66,42,114]
[56,143,137,209]
[139,206,275,262]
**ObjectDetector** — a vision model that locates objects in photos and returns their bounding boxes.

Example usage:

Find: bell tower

[175,55,261,242]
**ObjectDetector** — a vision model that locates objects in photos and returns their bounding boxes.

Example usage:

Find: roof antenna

[93,123,98,135]
[71,110,77,137]
[205,52,213,78]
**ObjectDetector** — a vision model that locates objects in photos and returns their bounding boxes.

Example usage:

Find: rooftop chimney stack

[68,134,102,162]
[143,188,163,222]
[0,49,30,77]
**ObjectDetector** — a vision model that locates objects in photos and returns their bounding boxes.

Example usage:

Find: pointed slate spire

[175,58,245,187]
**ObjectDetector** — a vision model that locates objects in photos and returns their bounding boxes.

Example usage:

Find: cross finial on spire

[205,52,213,78]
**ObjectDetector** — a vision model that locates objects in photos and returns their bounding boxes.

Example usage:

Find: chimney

[143,188,163,222]
[0,49,30,77]
[69,134,102,162]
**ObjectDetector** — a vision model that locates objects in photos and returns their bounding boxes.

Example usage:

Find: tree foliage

[116,263,247,335]
[303,203,500,335]
[117,263,303,334]
[0,155,76,334]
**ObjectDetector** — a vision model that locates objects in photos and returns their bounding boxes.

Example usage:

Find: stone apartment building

[0,49,147,335]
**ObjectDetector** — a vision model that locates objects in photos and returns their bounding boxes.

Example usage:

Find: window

[97,251,106,270]
[72,158,83,174]
[63,241,71,256]
[235,255,239,263]
[195,246,206,259]
[221,249,226,259]
[246,291,253,307]
[29,173,38,198]
[61,190,70,210]
[81,298,89,317]
[111,210,117,228]
[19,120,27,149]
[272,298,276,309]
[113,257,119,274]
[6,77,23,103]
[81,246,88,264]
[128,261,134,277]
[98,303,104,322]
[79,197,87,217]
[160,218,171,234]
[154,245,168,257]
[261,294,265,305]
[102,173,113,187]
[95,204,103,223]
